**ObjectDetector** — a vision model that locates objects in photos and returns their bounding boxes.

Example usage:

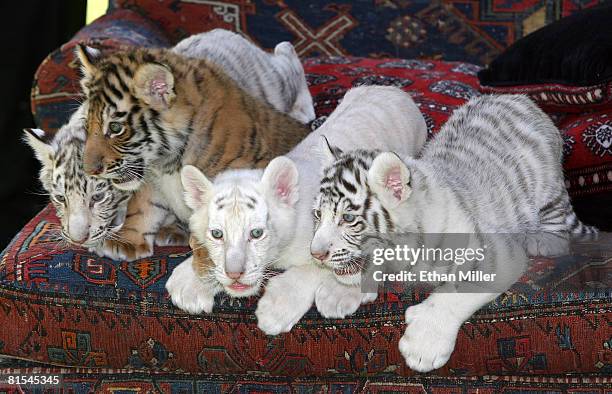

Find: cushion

[109,0,602,63]
[478,4,612,112]
[559,110,612,198]
[2,58,611,378]
[31,9,171,132]
[1,205,610,377]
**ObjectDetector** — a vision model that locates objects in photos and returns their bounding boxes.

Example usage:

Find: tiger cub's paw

[399,300,460,372]
[256,273,311,335]
[166,258,215,314]
[95,238,154,261]
[315,282,362,319]
[155,225,189,246]
[525,232,569,257]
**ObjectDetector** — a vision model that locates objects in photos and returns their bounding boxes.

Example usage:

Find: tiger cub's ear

[368,152,412,208]
[181,165,212,211]
[23,128,55,169]
[134,63,176,110]
[75,44,102,94]
[261,156,299,207]
[75,44,101,78]
[315,135,343,169]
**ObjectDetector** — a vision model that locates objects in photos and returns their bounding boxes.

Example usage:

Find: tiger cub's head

[75,45,182,191]
[24,115,131,248]
[181,158,299,298]
[311,144,398,286]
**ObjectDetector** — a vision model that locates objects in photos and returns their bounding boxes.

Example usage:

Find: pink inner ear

[150,76,167,98]
[385,167,403,200]
[275,170,293,202]
[186,176,204,205]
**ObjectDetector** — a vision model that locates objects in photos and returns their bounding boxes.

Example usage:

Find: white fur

[165,256,216,314]
[363,96,557,371]
[173,29,314,123]
[167,86,427,324]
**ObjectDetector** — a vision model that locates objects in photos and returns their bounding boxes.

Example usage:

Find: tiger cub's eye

[54,195,66,204]
[211,229,224,239]
[108,122,123,135]
[91,192,105,202]
[250,228,264,239]
[342,213,356,223]
[313,209,321,219]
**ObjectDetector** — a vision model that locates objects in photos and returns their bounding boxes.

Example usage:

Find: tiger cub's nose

[86,161,105,176]
[226,271,244,280]
[311,250,330,261]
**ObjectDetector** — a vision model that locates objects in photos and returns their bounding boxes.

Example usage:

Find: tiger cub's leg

[256,264,328,335]
[155,216,189,247]
[99,184,170,261]
[315,273,377,318]
[165,236,218,314]
[529,188,597,257]
[274,42,315,124]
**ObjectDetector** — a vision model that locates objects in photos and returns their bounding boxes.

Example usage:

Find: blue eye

[250,228,264,239]
[108,122,123,135]
[211,229,223,239]
[342,213,356,223]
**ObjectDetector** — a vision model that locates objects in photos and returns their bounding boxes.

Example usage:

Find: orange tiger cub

[76,45,311,259]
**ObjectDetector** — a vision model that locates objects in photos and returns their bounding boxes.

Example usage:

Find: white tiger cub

[174,29,314,123]
[25,107,182,254]
[166,86,427,315]
[24,106,131,247]
[25,30,314,258]
[310,95,597,372]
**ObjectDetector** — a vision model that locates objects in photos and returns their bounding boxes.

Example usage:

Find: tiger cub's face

[311,147,395,286]
[180,158,298,298]
[24,126,131,248]
[75,45,179,192]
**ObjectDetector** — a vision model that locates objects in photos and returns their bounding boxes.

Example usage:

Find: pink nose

[311,250,329,261]
[227,271,243,280]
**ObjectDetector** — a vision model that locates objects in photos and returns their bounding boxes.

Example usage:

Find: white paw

[255,274,312,335]
[525,232,569,257]
[166,258,215,314]
[315,283,376,318]
[399,300,460,372]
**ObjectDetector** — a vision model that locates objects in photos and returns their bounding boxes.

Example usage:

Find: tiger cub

[24,106,130,247]
[309,95,597,372]
[24,108,185,257]
[76,45,311,226]
[25,32,312,259]
[166,86,427,316]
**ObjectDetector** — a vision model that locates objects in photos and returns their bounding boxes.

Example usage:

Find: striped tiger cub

[309,95,597,372]
[25,101,189,259]
[49,35,314,260]
[26,31,313,260]
[76,45,311,212]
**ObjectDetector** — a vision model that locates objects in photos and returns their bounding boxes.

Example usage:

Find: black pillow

[478,4,612,87]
